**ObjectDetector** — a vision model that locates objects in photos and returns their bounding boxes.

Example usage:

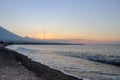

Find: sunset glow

[0,0,120,44]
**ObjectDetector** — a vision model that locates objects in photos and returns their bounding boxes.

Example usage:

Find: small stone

[2,75,5,78]
[18,62,21,64]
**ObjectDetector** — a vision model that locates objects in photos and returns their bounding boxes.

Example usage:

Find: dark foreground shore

[0,49,82,80]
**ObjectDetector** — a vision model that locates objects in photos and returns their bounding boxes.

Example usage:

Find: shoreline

[1,48,82,80]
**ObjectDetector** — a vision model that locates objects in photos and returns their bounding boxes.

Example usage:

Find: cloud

[45,39,93,44]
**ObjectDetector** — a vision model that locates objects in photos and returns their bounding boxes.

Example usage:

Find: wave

[80,71,120,76]
[16,47,120,66]
[57,51,120,66]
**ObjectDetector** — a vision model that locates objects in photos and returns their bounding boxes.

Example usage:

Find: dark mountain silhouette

[0,26,43,43]
[0,26,21,40]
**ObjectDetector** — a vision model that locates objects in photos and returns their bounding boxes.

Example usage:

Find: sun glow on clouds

[29,32,120,44]
[34,33,78,40]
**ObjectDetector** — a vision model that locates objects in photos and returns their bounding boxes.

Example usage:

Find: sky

[0,0,120,44]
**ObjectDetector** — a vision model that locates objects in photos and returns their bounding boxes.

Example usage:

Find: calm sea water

[7,45,120,80]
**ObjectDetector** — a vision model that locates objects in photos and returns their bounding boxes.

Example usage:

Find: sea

[7,45,120,80]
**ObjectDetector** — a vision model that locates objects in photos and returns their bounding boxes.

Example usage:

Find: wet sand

[0,49,82,80]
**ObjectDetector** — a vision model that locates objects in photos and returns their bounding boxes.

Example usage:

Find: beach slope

[0,49,82,80]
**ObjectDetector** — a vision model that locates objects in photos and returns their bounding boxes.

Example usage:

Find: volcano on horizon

[0,26,44,43]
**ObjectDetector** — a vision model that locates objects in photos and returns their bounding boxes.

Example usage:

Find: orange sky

[0,0,120,44]
[25,33,120,44]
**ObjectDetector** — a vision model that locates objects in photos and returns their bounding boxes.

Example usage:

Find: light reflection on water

[7,45,120,80]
